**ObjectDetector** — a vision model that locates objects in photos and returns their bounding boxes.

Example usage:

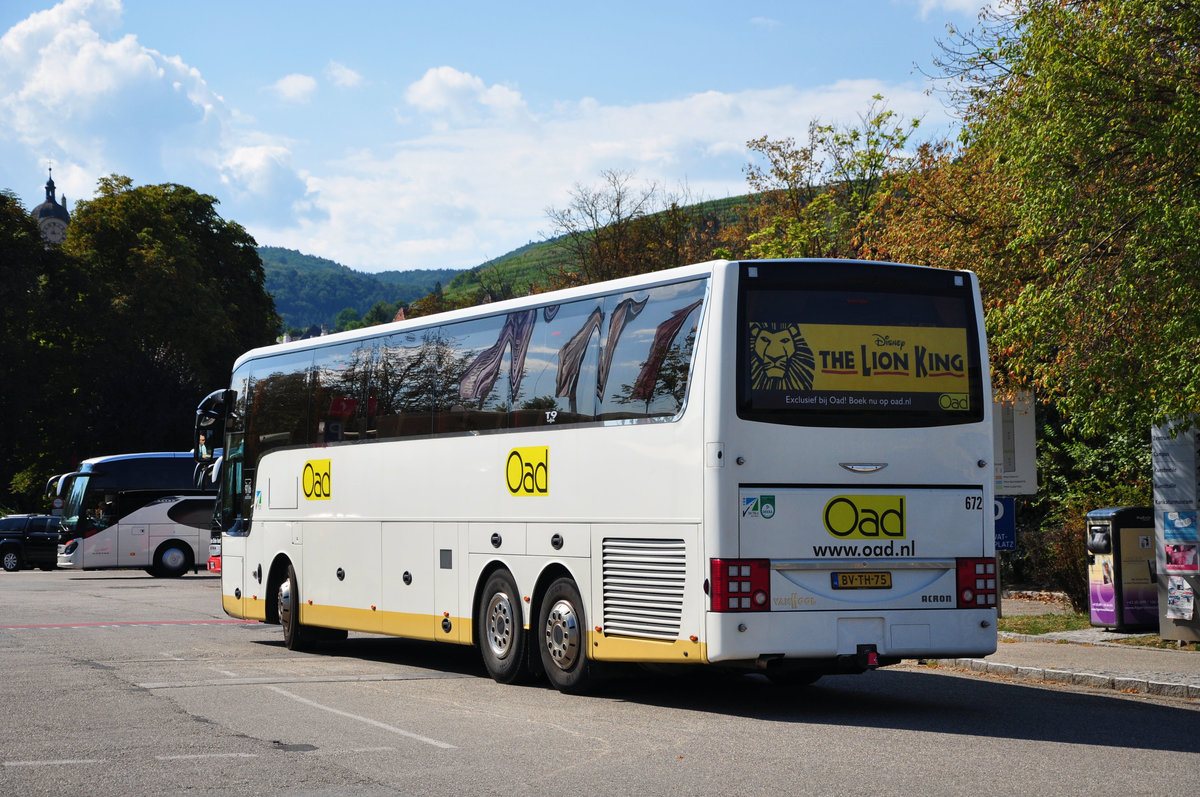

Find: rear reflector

[956,557,997,609]
[710,558,770,612]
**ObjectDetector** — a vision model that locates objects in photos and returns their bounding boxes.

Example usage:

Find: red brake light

[710,558,770,612]
[956,557,997,609]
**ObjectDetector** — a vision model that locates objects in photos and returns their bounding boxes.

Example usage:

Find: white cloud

[404,66,528,125]
[268,73,318,103]
[0,3,955,274]
[219,143,319,226]
[916,0,992,19]
[0,0,229,200]
[259,78,945,271]
[326,60,362,88]
[0,0,312,222]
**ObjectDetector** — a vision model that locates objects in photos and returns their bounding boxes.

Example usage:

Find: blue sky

[1,0,986,273]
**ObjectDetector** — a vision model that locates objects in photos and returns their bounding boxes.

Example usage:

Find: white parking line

[4,759,104,767]
[156,753,258,761]
[264,686,456,749]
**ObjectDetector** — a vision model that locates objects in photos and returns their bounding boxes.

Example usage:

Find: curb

[929,655,1200,700]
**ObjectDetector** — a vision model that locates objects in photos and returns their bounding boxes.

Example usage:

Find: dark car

[0,514,60,572]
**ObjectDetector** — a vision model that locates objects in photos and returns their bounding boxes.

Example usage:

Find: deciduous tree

[935,0,1200,434]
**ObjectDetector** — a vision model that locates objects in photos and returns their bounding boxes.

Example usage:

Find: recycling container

[1085,506,1157,631]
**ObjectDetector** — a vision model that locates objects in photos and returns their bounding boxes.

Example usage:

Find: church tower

[32,167,70,245]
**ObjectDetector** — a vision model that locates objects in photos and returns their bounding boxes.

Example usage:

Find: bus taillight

[710,558,770,612]
[956,558,997,609]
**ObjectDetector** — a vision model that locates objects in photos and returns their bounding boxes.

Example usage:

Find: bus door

[79,492,119,569]
[220,532,249,619]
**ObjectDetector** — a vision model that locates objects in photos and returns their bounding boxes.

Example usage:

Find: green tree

[0,192,83,508]
[335,306,363,332]
[939,0,1200,435]
[59,176,280,465]
[361,300,398,326]
[736,96,919,260]
[545,169,722,286]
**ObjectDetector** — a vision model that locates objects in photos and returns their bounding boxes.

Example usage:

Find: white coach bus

[196,259,997,692]
[49,452,215,577]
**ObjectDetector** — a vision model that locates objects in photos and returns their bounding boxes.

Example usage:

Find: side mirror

[194,389,234,463]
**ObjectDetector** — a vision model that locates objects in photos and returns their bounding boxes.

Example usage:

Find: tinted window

[167,499,217,530]
[597,281,706,420]
[237,276,708,453]
[738,261,984,427]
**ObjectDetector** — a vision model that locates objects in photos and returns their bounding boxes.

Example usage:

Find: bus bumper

[704,608,998,665]
[56,541,82,569]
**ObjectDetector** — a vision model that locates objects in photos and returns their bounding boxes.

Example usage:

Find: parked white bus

[197,259,997,692]
[49,452,216,577]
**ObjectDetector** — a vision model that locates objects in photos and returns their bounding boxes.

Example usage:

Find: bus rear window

[737,262,985,428]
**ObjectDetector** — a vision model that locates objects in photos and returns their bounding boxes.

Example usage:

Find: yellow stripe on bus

[591,633,706,664]
[302,603,473,645]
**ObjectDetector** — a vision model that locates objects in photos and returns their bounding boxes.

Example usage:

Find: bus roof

[77,452,196,470]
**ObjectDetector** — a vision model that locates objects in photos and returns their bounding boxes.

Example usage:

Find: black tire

[477,569,534,684]
[151,542,191,578]
[537,577,596,694]
[2,547,21,572]
[278,562,311,651]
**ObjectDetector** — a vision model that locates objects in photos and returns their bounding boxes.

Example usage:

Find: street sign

[995,496,1016,552]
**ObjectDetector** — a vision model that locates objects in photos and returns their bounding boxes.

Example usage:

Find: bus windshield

[61,474,90,532]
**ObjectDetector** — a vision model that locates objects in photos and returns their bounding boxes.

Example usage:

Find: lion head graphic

[749,322,815,391]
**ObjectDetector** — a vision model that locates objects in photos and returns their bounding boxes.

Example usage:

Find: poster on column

[1167,576,1195,620]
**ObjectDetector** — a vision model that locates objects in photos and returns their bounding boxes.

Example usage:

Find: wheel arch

[265,552,293,624]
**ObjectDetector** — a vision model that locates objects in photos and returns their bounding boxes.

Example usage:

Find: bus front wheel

[538,577,596,694]
[278,563,310,651]
[477,569,533,684]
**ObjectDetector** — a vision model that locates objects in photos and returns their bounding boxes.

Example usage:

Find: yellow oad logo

[506,447,548,496]
[303,459,332,500]
[823,495,905,538]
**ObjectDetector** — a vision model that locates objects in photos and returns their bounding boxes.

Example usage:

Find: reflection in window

[235,277,707,451]
[598,282,706,419]
[244,349,315,467]
[315,340,379,443]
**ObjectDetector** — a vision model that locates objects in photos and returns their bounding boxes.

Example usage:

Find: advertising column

[1153,418,1200,642]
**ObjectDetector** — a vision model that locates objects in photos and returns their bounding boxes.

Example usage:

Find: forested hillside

[259,246,461,332]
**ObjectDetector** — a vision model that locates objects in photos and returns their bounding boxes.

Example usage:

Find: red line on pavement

[0,619,258,629]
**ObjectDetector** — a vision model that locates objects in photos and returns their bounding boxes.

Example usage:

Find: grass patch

[999,613,1200,651]
[998,613,1091,635]
[1115,636,1200,652]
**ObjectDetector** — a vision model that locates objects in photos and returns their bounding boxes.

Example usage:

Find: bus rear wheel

[538,577,596,694]
[477,569,533,684]
[151,542,191,578]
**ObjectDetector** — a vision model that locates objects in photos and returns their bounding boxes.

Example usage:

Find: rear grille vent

[601,538,686,639]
